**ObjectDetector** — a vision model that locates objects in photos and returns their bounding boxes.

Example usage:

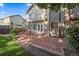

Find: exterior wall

[27,5,48,34]
[28,21,47,34]
[0,20,4,25]
[27,5,47,21]
[0,25,10,34]
[0,18,10,34]
[50,11,59,22]
[49,10,64,37]
[0,15,26,29]
[0,17,10,25]
[3,17,10,25]
[73,6,79,18]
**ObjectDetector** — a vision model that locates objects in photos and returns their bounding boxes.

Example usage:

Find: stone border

[28,43,64,56]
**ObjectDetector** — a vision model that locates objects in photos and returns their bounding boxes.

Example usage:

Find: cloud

[27,3,32,6]
[0,3,4,7]
[0,11,5,14]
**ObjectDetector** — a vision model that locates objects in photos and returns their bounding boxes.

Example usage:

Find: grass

[0,36,33,56]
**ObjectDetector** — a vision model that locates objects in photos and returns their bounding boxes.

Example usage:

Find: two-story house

[26,4,65,37]
[26,4,79,37]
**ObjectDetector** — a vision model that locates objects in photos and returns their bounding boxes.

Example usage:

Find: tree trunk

[68,9,71,26]
[59,11,62,37]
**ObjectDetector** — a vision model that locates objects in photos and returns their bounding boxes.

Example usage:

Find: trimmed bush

[64,26,79,49]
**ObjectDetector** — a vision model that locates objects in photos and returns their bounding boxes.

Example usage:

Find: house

[26,4,65,37]
[26,4,79,37]
[0,15,26,34]
[0,15,26,29]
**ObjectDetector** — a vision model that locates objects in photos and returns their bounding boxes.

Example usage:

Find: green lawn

[0,36,33,56]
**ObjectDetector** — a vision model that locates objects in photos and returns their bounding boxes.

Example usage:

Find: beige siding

[0,20,4,25]
[0,15,26,29]
[0,17,10,25]
[27,5,47,21]
[3,17,10,25]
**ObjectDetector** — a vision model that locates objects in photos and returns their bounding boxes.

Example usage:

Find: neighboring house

[0,15,26,29]
[0,15,26,34]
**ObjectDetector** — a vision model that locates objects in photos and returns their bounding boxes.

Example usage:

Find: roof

[26,4,36,14]
[0,15,26,22]
[10,15,26,22]
[26,5,33,14]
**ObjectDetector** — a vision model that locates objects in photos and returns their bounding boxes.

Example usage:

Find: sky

[0,3,32,19]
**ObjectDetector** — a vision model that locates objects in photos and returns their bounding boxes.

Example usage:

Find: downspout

[59,11,61,37]
[47,4,51,36]
[59,6,62,38]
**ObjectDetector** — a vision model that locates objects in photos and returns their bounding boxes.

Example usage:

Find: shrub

[10,28,21,36]
[64,26,79,49]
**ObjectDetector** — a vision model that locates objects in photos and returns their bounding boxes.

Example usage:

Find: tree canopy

[37,3,79,12]
[37,3,61,12]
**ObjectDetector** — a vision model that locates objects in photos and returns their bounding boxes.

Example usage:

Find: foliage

[10,28,21,36]
[37,3,79,12]
[64,26,79,49]
[63,3,79,10]
[37,3,61,12]
[0,36,33,56]
[37,3,79,37]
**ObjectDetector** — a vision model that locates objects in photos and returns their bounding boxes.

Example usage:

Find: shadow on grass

[0,46,33,56]
[0,36,11,48]
[0,36,33,56]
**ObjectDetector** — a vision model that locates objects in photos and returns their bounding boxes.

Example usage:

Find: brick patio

[17,31,70,55]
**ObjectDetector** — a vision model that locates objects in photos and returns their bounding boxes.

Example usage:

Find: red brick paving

[17,31,70,54]
[30,36,69,53]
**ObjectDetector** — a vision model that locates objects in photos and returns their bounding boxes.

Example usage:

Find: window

[41,25,43,31]
[38,24,40,31]
[33,24,36,30]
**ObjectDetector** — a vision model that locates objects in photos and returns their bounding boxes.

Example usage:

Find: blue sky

[0,3,32,19]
